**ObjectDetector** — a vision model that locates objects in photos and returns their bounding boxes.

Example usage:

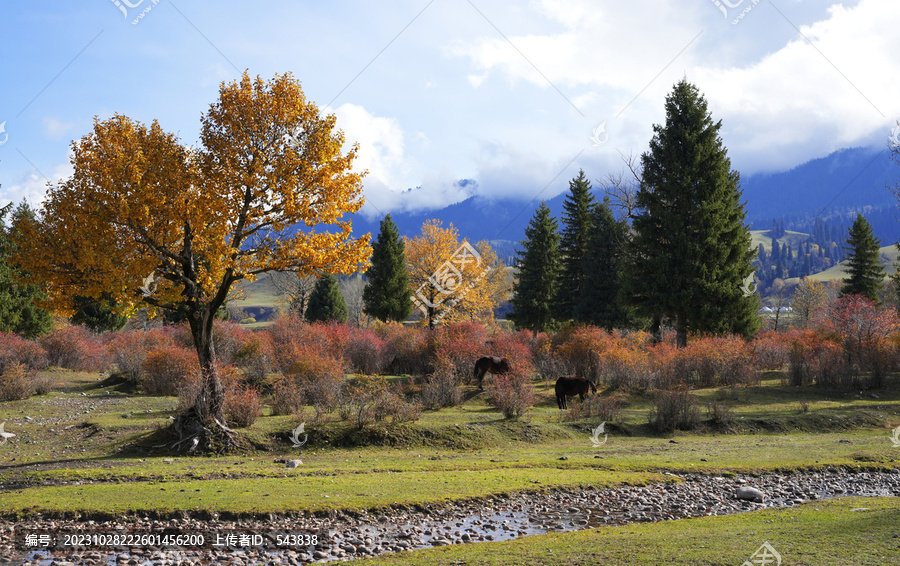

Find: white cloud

[0,160,72,209]
[328,103,410,215]
[42,117,74,140]
[446,0,900,176]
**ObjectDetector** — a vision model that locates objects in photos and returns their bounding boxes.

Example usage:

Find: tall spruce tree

[575,197,629,329]
[510,201,561,336]
[305,273,348,323]
[363,214,412,322]
[0,201,53,338]
[841,213,884,302]
[555,170,596,321]
[628,79,758,346]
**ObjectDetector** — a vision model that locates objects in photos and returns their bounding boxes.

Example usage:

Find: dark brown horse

[473,356,510,390]
[555,376,597,409]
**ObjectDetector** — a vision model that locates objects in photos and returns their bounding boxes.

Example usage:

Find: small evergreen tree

[71,293,129,333]
[0,201,53,338]
[305,273,348,323]
[841,214,884,302]
[555,170,595,321]
[574,197,629,329]
[363,214,412,322]
[510,202,561,336]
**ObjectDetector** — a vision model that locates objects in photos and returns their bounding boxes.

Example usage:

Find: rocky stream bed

[2,467,899,565]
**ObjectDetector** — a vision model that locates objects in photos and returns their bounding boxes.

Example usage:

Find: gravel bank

[3,467,898,565]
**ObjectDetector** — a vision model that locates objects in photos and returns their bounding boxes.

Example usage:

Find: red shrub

[429,321,489,381]
[751,331,791,371]
[488,330,535,380]
[829,295,900,386]
[785,328,845,387]
[106,327,176,384]
[40,325,110,372]
[344,328,386,375]
[376,323,428,375]
[555,326,615,382]
[0,332,48,373]
[141,345,200,396]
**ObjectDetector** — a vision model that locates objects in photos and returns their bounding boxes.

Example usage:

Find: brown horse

[473,356,510,390]
[555,376,597,409]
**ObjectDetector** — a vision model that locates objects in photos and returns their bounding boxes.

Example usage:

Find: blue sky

[1,0,898,218]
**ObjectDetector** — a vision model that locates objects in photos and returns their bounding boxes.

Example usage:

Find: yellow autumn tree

[405,220,510,328]
[13,72,370,451]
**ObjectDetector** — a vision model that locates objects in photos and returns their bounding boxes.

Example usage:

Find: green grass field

[2,368,899,563]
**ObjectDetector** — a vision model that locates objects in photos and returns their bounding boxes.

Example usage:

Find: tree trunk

[168,307,236,453]
[675,317,687,349]
[190,311,225,424]
[650,315,662,345]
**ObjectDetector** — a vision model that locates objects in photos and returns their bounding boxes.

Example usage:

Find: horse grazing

[555,376,597,409]
[473,356,510,390]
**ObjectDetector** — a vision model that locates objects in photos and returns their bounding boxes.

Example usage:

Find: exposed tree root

[154,407,239,454]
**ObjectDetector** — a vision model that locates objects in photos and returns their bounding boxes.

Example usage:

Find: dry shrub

[376,323,428,375]
[530,332,567,384]
[751,331,791,371]
[340,375,421,429]
[106,327,176,384]
[344,328,386,375]
[486,373,535,418]
[0,332,49,374]
[564,394,625,424]
[233,330,275,384]
[429,321,489,380]
[648,389,701,434]
[225,385,262,427]
[0,362,39,401]
[40,325,110,372]
[667,337,757,388]
[271,376,305,416]
[420,357,463,409]
[786,329,846,387]
[142,345,200,396]
[706,402,735,428]
[269,343,346,413]
[555,326,614,383]
[600,346,653,391]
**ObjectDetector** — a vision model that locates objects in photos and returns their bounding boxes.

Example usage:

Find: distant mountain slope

[741,146,897,222]
[346,147,899,251]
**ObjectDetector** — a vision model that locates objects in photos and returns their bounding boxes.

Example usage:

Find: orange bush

[141,345,200,396]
